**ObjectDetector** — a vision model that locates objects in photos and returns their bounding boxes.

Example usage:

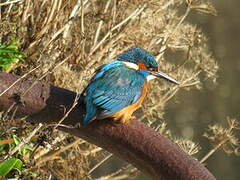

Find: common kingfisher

[81,46,179,126]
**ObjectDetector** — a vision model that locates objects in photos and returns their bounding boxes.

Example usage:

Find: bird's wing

[83,61,145,125]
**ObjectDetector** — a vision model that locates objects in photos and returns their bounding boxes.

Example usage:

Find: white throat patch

[122,61,156,81]
[146,75,156,81]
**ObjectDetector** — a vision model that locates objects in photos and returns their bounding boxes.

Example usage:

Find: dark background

[167,1,240,180]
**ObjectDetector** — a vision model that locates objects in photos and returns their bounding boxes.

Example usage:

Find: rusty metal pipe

[0,72,216,180]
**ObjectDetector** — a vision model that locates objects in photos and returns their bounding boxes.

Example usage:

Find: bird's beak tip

[153,71,180,85]
[167,78,180,85]
[171,79,180,85]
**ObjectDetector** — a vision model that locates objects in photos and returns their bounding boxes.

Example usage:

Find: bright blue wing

[82,61,145,125]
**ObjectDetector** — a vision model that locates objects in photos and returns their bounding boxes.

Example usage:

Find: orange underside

[99,81,148,123]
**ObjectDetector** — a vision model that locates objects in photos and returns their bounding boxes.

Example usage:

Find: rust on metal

[0,72,216,180]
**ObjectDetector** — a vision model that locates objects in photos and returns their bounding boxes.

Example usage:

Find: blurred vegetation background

[0,0,239,179]
[167,1,240,180]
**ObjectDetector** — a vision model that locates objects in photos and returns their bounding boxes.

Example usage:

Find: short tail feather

[81,95,97,126]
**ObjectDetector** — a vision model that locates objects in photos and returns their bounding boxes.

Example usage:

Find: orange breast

[111,81,148,123]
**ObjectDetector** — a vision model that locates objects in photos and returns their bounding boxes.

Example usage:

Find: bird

[81,46,179,126]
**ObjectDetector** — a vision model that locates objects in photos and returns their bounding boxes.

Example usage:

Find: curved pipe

[0,72,215,180]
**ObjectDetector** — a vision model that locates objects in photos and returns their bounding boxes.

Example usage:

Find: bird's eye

[148,67,157,71]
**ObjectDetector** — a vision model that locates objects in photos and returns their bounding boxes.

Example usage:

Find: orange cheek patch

[138,62,147,70]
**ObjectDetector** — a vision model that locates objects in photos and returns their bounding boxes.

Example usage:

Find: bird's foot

[120,115,136,123]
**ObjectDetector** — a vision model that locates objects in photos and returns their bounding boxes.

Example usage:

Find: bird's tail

[81,95,97,126]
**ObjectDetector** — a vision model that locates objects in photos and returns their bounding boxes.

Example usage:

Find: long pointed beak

[152,71,179,85]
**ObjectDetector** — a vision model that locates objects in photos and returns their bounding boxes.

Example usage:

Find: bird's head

[117,46,179,84]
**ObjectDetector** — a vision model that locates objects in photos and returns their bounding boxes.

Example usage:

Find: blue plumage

[117,46,158,69]
[82,60,149,125]
[81,46,179,126]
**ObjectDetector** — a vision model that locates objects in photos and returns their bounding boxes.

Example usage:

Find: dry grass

[1,0,238,179]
